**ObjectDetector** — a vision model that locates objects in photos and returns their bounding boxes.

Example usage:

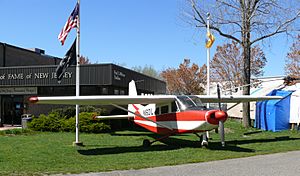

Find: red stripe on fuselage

[132,104,139,111]
[134,110,210,135]
[134,110,207,122]
[134,121,206,135]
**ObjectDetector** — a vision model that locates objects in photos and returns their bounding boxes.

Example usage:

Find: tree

[79,55,91,64]
[188,0,300,127]
[161,59,207,95]
[211,41,267,90]
[132,65,161,79]
[285,35,300,77]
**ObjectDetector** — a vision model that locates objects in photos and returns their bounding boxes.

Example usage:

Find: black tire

[200,134,209,148]
[142,139,151,148]
[199,134,203,143]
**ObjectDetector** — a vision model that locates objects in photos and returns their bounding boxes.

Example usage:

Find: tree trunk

[242,44,251,127]
[242,39,251,127]
[242,3,251,128]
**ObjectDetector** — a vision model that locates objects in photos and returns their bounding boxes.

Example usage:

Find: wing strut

[226,102,242,111]
[111,104,173,131]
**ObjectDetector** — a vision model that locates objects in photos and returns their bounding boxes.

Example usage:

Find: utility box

[21,114,32,129]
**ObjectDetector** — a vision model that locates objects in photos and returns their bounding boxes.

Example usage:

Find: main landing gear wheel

[194,133,208,148]
[142,139,151,148]
[201,138,209,148]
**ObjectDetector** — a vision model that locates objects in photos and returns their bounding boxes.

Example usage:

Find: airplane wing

[29,95,282,105]
[29,95,177,105]
[195,95,283,103]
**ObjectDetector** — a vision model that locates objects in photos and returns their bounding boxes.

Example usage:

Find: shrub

[28,107,110,133]
[62,117,75,132]
[49,106,107,119]
[28,114,62,132]
[79,112,110,133]
[50,106,76,119]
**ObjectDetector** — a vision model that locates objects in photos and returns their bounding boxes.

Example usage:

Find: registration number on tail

[143,108,154,116]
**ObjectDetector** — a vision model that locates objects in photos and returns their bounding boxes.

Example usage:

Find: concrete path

[62,150,300,176]
[0,125,22,131]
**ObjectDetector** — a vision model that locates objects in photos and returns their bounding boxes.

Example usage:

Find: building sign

[113,70,126,81]
[0,87,37,95]
[0,66,75,86]
[0,71,73,80]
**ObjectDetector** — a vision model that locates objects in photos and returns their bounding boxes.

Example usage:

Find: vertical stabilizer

[128,80,138,116]
[127,80,156,119]
[129,80,137,96]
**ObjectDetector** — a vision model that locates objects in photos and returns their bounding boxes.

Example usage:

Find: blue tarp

[255,90,293,132]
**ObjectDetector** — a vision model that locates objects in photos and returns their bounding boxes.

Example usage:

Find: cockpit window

[161,105,169,114]
[177,96,196,108]
[189,96,205,106]
[171,101,178,112]
[176,95,206,111]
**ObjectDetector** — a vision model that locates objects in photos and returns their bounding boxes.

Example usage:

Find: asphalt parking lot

[59,150,300,176]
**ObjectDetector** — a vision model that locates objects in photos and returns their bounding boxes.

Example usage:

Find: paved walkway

[61,150,300,176]
[0,125,22,131]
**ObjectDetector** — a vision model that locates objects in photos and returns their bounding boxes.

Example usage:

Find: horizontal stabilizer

[94,114,134,120]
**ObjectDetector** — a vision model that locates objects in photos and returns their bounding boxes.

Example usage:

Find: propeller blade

[219,121,225,147]
[217,84,221,111]
[217,84,225,147]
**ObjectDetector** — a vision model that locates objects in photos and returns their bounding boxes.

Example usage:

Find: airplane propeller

[204,84,227,147]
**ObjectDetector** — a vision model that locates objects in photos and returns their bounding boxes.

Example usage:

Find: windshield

[176,95,206,111]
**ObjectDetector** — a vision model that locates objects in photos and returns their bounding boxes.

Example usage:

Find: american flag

[58,2,79,45]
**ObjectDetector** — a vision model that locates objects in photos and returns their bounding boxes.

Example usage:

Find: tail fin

[129,80,137,96]
[128,80,139,116]
[128,80,156,118]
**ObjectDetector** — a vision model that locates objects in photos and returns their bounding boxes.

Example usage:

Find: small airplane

[29,80,282,147]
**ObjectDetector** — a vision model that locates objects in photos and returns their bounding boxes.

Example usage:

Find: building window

[120,90,125,95]
[102,88,108,95]
[114,89,119,95]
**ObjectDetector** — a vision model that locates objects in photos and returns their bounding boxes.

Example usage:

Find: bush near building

[28,106,111,133]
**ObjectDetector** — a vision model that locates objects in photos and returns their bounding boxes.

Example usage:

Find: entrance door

[2,96,23,125]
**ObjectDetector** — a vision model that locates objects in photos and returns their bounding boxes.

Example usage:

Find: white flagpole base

[73,141,84,146]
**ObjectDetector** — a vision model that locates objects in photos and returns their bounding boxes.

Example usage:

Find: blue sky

[0,0,294,76]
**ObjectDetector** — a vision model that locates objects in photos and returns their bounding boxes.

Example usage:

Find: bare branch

[217,0,241,11]
[190,0,206,24]
[251,10,300,45]
[210,26,241,43]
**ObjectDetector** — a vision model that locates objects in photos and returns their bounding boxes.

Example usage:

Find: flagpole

[206,12,210,99]
[205,13,225,147]
[204,12,211,143]
[74,0,82,146]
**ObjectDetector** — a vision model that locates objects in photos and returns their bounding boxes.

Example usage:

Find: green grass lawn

[1,119,300,175]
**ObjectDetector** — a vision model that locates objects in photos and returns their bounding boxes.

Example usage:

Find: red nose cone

[215,110,228,122]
